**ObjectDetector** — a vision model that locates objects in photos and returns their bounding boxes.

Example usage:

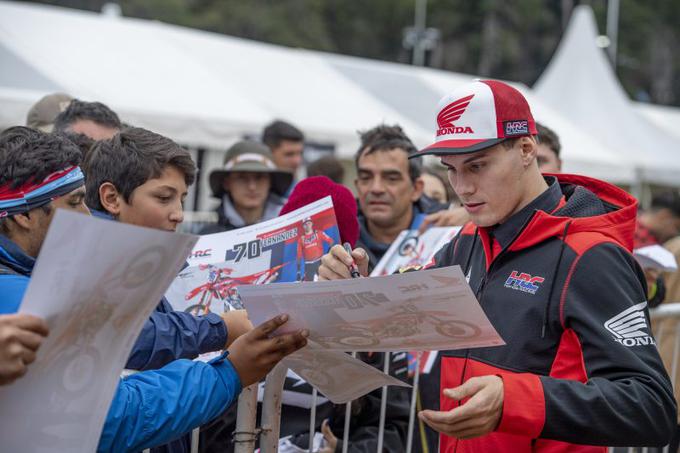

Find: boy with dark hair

[535,122,562,173]
[0,126,308,452]
[262,119,305,174]
[82,127,252,373]
[53,99,122,141]
[83,127,195,218]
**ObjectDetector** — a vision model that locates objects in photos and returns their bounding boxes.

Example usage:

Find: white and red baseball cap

[413,79,537,157]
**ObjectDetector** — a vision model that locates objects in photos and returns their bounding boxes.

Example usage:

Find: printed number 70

[232,240,262,262]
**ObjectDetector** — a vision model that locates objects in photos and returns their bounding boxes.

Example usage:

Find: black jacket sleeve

[540,243,677,446]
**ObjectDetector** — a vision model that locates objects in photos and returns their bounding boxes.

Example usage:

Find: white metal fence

[176,303,680,453]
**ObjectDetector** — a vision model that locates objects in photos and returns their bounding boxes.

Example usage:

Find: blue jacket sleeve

[0,275,29,314]
[98,353,242,453]
[126,307,227,371]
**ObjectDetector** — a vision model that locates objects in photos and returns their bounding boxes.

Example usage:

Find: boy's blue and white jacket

[0,233,242,452]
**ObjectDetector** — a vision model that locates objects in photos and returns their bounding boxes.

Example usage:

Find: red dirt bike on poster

[184,262,288,315]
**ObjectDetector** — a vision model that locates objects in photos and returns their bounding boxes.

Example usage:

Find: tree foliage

[25,0,680,106]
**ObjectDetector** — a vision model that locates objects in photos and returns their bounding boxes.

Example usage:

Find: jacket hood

[0,235,34,276]
[507,173,638,253]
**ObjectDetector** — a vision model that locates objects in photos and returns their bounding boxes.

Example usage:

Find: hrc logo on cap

[503,120,529,136]
[504,270,544,295]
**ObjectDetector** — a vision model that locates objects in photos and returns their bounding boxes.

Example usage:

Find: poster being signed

[239,265,504,352]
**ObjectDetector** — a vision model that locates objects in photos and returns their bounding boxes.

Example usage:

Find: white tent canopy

[0,0,639,194]
[0,1,431,154]
[534,5,680,187]
[636,102,680,141]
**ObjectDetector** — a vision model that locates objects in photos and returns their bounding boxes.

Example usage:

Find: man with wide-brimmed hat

[202,140,293,234]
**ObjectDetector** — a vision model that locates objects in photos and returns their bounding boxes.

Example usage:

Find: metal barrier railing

[181,303,680,453]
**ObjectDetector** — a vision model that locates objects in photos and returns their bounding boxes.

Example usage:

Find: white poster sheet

[0,210,197,453]
[281,343,410,404]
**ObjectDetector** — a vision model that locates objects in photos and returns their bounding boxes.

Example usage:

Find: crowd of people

[0,78,679,453]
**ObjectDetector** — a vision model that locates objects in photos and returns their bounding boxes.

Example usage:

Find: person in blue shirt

[0,126,309,452]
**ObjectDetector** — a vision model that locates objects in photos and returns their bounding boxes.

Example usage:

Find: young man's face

[13,186,89,257]
[271,140,304,173]
[224,172,271,212]
[67,119,119,141]
[355,148,423,228]
[118,166,187,232]
[536,143,561,173]
[440,140,533,227]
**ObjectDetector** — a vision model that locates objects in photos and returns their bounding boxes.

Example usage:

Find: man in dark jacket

[319,80,676,451]
[353,125,447,267]
[201,140,293,234]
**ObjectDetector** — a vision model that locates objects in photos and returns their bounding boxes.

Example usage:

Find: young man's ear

[519,136,538,168]
[411,176,425,202]
[99,182,123,216]
[9,211,36,231]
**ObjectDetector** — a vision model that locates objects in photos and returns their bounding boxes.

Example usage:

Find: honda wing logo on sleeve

[604,301,656,347]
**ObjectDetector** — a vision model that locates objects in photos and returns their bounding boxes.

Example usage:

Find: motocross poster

[166,196,340,315]
[370,226,461,277]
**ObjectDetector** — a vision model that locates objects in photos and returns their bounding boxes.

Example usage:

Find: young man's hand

[418,375,504,440]
[227,314,308,387]
[221,310,253,348]
[0,314,49,385]
[318,245,369,280]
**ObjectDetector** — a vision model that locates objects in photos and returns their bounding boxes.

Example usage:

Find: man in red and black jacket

[318,79,676,451]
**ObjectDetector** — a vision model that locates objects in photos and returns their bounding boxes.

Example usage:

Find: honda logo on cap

[436,94,475,137]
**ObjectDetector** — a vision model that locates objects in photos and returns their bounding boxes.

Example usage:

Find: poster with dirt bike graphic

[165,197,340,315]
[238,265,505,352]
